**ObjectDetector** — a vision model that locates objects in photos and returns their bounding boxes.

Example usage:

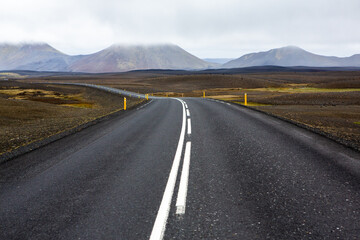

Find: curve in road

[1,86,360,239]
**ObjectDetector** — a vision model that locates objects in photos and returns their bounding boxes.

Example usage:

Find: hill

[0,43,78,71]
[0,43,214,73]
[69,44,214,73]
[223,46,360,68]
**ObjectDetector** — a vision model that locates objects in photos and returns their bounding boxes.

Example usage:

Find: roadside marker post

[203,91,205,98]
[146,94,149,100]
[124,97,127,110]
[244,93,247,106]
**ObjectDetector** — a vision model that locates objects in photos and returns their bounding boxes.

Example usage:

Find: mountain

[203,58,234,65]
[69,44,214,73]
[222,46,360,68]
[0,43,214,73]
[0,43,78,71]
[2,44,360,72]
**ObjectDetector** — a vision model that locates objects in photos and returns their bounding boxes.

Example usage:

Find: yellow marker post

[146,94,149,100]
[166,93,168,97]
[244,93,247,106]
[124,97,127,110]
[203,91,205,98]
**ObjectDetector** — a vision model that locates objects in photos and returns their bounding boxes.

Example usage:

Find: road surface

[1,95,360,239]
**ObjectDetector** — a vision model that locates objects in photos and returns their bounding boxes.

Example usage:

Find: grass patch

[233,101,271,106]
[246,87,360,93]
[0,72,25,79]
[0,88,91,108]
[209,95,241,100]
[61,103,94,108]
[355,122,360,125]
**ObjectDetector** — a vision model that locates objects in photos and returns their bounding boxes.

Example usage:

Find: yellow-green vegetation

[355,122,360,125]
[233,101,271,107]
[0,72,25,79]
[62,103,94,108]
[0,88,94,109]
[209,95,241,101]
[246,87,360,93]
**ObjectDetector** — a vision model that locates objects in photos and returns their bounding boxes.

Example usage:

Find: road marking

[149,99,186,240]
[226,103,231,106]
[185,103,188,108]
[176,141,192,215]
[187,118,191,135]
[186,109,190,117]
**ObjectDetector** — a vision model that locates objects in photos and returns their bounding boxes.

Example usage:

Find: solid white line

[187,118,191,135]
[226,103,231,106]
[186,109,190,117]
[176,141,192,215]
[149,99,187,240]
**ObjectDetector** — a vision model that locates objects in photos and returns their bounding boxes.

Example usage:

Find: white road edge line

[149,98,186,240]
[187,118,191,135]
[186,109,190,117]
[176,141,192,215]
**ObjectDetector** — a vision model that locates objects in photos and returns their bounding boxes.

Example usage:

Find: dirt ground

[208,88,360,151]
[13,70,360,151]
[0,81,144,154]
[255,105,360,148]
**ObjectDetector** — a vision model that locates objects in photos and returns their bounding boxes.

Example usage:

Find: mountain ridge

[70,44,214,73]
[0,43,214,73]
[222,46,360,68]
[1,43,359,72]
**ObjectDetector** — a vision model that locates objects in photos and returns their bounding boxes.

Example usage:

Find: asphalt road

[1,96,360,239]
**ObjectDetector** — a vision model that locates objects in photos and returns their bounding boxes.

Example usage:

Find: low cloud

[0,0,359,57]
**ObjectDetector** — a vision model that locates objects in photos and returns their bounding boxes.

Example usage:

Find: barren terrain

[0,81,143,154]
[6,68,360,151]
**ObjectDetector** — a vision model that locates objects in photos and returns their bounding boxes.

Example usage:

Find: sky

[0,0,359,58]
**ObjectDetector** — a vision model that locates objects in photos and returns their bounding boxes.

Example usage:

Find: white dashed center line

[187,118,191,135]
[176,141,192,215]
[149,99,186,240]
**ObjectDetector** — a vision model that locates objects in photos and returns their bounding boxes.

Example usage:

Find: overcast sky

[1,0,359,58]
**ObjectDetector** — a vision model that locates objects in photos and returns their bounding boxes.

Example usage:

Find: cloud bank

[0,0,359,58]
